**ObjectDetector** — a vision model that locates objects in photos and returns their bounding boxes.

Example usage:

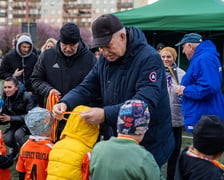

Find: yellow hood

[60,105,99,148]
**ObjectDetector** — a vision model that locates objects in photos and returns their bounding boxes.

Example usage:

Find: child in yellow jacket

[47,105,99,180]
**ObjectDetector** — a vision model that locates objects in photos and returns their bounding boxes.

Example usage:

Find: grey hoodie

[16,35,33,58]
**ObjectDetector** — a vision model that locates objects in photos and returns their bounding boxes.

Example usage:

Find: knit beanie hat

[25,107,54,136]
[193,115,224,155]
[160,47,177,61]
[117,100,150,135]
[60,23,80,44]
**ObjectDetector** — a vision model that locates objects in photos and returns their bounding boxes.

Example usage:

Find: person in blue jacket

[175,33,224,133]
[52,14,174,167]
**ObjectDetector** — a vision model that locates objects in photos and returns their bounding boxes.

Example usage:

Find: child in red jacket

[0,129,13,180]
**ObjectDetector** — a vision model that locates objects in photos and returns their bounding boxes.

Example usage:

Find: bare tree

[36,22,60,49]
[80,27,92,48]
[0,23,93,55]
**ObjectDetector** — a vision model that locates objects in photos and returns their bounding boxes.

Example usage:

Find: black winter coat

[0,36,37,91]
[175,148,224,180]
[0,155,13,169]
[31,40,97,98]
[2,84,35,126]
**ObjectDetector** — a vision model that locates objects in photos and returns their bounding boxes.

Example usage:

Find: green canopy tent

[114,0,224,31]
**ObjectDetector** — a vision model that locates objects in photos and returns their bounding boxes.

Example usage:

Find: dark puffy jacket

[0,35,37,91]
[2,83,35,126]
[175,148,224,180]
[61,27,174,166]
[31,40,97,98]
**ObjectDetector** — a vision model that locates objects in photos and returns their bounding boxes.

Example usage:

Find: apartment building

[0,0,8,27]
[0,0,148,28]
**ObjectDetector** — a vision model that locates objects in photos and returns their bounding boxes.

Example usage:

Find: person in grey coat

[160,47,185,180]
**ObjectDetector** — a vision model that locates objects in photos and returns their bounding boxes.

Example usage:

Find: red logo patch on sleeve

[149,72,157,82]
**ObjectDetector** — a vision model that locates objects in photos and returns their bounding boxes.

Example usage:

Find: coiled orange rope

[46,91,59,142]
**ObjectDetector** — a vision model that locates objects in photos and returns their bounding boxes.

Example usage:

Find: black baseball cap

[91,14,124,48]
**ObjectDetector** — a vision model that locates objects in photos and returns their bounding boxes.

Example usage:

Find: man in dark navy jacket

[53,14,174,167]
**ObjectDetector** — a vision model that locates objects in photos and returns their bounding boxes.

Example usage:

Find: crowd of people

[0,13,224,180]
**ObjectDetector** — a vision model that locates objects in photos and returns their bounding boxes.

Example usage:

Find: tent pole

[177,46,180,67]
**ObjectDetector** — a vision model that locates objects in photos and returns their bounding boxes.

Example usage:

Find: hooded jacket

[0,35,37,91]
[47,105,99,180]
[60,27,174,166]
[2,82,35,126]
[31,40,97,98]
[181,40,224,131]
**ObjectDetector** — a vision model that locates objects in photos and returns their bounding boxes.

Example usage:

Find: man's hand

[0,114,11,122]
[52,103,67,120]
[176,85,185,96]
[49,89,61,99]
[13,68,24,78]
[81,108,105,125]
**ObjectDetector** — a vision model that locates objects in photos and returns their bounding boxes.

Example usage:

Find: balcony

[77,3,91,9]
[13,14,26,18]
[117,2,133,8]
[13,5,26,9]
[0,12,7,17]
[0,5,7,9]
[78,10,91,17]
[28,0,41,2]
[63,12,78,18]
[64,0,77,2]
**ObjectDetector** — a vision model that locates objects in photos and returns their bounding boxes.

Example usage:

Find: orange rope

[46,92,59,142]
[187,146,224,170]
[62,111,81,121]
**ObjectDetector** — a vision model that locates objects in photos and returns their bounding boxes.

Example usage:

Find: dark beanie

[60,23,80,44]
[193,115,224,155]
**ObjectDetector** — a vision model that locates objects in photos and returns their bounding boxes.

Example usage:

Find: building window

[95,8,100,13]
[103,8,107,13]
[110,8,115,13]
[51,19,55,23]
